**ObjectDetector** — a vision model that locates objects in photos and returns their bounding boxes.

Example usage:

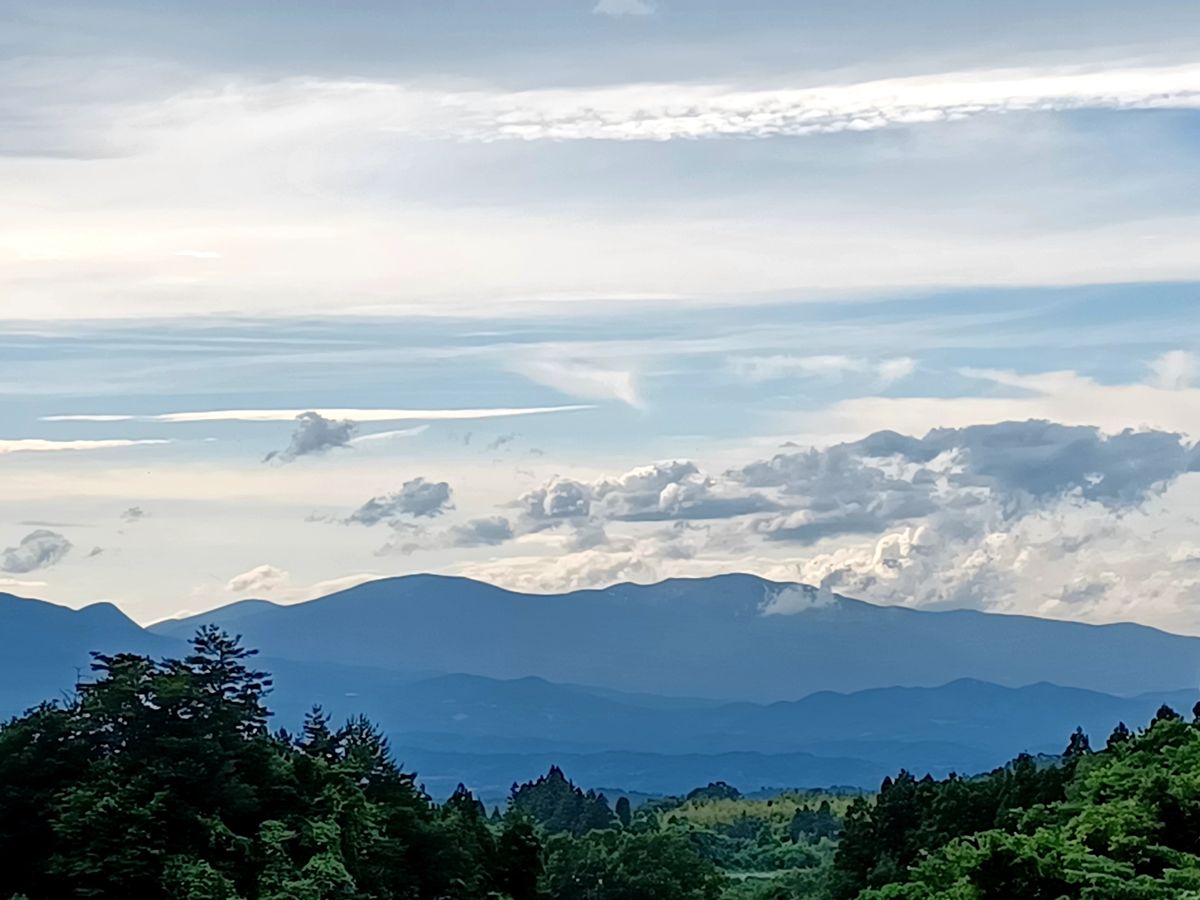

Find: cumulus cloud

[448,417,1200,627]
[447,516,515,547]
[517,461,776,537]
[760,584,838,615]
[347,478,454,525]
[225,564,290,594]
[1,530,72,574]
[264,411,357,463]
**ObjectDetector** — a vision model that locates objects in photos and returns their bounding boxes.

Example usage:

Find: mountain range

[5,574,1200,798]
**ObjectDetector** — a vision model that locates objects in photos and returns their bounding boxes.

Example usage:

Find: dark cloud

[486,432,517,452]
[1,530,72,574]
[918,421,1198,507]
[348,478,454,525]
[448,516,514,547]
[733,420,1200,545]
[264,411,357,463]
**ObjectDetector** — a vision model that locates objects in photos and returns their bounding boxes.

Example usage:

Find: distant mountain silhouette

[152,573,1200,701]
[9,576,1200,796]
[0,591,180,716]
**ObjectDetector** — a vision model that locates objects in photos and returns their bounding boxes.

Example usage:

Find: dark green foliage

[788,801,841,844]
[687,782,742,804]
[0,630,732,900]
[615,795,633,828]
[0,631,490,899]
[834,713,1200,898]
[508,765,618,836]
[829,755,1071,899]
[542,829,724,900]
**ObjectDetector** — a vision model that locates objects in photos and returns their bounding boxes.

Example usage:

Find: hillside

[152,573,1200,701]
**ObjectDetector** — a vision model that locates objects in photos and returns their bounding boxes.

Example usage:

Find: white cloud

[877,357,918,384]
[729,355,915,385]
[1149,350,1199,390]
[44,406,592,423]
[760,583,838,615]
[7,60,1200,320]
[593,0,656,16]
[0,438,170,454]
[0,577,49,590]
[438,63,1200,142]
[510,359,642,407]
[225,564,290,594]
[211,569,383,607]
[810,366,1200,440]
[348,425,430,444]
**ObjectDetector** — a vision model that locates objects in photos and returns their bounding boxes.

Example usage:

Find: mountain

[11,575,1200,798]
[253,669,1197,761]
[0,592,180,717]
[152,573,1200,702]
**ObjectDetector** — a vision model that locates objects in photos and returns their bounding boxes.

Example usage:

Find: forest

[2,628,1200,899]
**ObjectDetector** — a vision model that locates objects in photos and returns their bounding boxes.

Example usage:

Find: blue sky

[2,1,1200,628]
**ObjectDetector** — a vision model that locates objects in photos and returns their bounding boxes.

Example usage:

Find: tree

[1063,726,1092,759]
[615,796,633,828]
[1106,721,1132,749]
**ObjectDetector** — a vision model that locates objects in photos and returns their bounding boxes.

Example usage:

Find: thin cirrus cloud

[42,405,593,423]
[593,0,656,16]
[409,62,1200,142]
[728,355,915,384]
[0,438,170,454]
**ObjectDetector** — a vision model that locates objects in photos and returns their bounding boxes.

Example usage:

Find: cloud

[120,506,147,523]
[426,63,1200,143]
[348,425,430,445]
[225,564,290,594]
[760,584,838,615]
[46,406,593,423]
[1149,350,1199,390]
[264,411,357,463]
[447,516,515,547]
[728,355,916,385]
[815,362,1200,441]
[447,414,1200,628]
[510,358,642,407]
[0,439,169,454]
[517,461,776,535]
[1,530,72,574]
[0,577,49,590]
[347,478,454,525]
[593,0,656,16]
[733,420,1199,547]
[877,357,918,384]
[486,433,517,452]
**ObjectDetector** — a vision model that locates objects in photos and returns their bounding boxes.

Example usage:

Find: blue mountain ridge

[5,575,1199,797]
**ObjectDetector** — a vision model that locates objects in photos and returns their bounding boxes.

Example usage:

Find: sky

[2,1,1200,630]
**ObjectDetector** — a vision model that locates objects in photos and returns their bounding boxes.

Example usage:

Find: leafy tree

[509,766,617,836]
[613,794,633,829]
